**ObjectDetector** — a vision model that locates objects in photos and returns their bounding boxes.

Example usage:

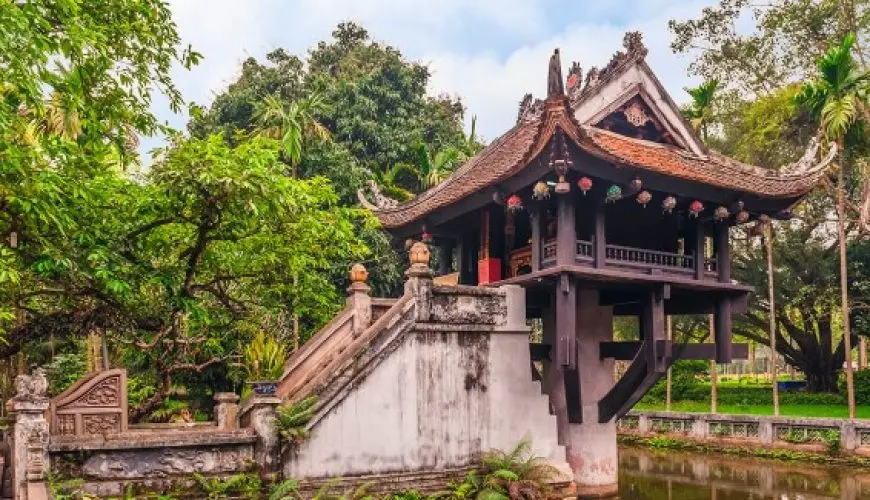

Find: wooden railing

[508,239,713,278]
[605,244,694,271]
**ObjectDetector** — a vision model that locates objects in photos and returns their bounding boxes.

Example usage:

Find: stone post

[496,285,526,332]
[691,416,708,440]
[637,413,651,434]
[9,369,50,500]
[239,395,282,480]
[213,392,240,430]
[841,421,857,452]
[347,264,372,337]
[758,419,775,445]
[405,242,433,322]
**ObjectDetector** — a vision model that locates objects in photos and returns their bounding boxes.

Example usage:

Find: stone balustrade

[621,411,870,454]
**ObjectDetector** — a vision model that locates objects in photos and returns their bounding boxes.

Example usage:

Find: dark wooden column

[438,241,454,276]
[715,222,731,283]
[530,203,544,272]
[714,298,733,363]
[557,193,576,266]
[644,286,668,374]
[556,274,581,423]
[693,219,705,280]
[594,203,606,268]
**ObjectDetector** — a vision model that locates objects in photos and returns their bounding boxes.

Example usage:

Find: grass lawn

[634,400,870,420]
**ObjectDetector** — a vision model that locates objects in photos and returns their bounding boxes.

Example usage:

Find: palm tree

[254,93,330,177]
[255,93,331,350]
[416,142,467,190]
[796,33,869,420]
[684,79,720,141]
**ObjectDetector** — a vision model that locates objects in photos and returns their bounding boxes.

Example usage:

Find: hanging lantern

[735,210,750,224]
[577,176,593,195]
[662,196,677,214]
[758,213,771,224]
[730,200,745,213]
[628,177,643,193]
[421,231,433,243]
[713,206,730,221]
[689,200,704,217]
[532,181,550,200]
[506,194,523,214]
[636,190,652,207]
[605,184,623,203]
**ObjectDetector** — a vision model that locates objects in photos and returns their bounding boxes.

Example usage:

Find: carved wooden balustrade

[507,238,718,279]
[49,369,128,437]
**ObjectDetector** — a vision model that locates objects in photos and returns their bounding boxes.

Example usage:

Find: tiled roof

[369,97,826,229]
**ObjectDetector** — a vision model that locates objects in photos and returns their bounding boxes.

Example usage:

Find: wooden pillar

[715,222,731,283]
[478,209,501,284]
[693,219,705,280]
[715,298,733,363]
[556,274,580,423]
[557,193,576,266]
[594,203,606,268]
[643,286,668,374]
[438,241,454,276]
[530,204,543,272]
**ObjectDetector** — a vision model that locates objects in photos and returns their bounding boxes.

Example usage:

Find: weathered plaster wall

[284,325,566,479]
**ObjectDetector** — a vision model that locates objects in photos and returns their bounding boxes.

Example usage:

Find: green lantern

[606,184,622,203]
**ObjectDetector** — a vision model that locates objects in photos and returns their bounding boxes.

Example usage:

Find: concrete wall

[284,286,568,481]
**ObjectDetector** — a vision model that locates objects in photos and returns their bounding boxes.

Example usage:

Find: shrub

[244,331,288,381]
[842,369,870,405]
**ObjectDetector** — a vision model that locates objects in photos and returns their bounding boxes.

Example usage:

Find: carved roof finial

[547,48,564,97]
[623,31,648,59]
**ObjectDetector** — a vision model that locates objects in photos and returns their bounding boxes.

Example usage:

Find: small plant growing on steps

[276,395,318,446]
[269,478,301,500]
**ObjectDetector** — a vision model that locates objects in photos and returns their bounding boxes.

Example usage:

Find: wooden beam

[530,343,551,361]
[600,341,749,360]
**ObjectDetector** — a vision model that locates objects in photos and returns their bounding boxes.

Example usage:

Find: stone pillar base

[576,482,619,498]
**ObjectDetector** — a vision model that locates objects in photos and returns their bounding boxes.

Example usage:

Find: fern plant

[245,331,288,380]
[275,395,318,445]
[192,472,261,499]
[269,478,301,500]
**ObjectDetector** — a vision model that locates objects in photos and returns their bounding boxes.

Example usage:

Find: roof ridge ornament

[357,180,399,211]
[579,31,647,98]
[517,93,544,124]
[547,48,565,97]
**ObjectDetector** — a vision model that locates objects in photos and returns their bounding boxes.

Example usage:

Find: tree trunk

[763,227,780,416]
[665,316,674,411]
[838,166,856,420]
[709,314,717,414]
[806,372,840,393]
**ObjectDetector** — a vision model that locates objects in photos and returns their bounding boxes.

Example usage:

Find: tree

[254,93,331,177]
[670,0,867,95]
[0,0,199,344]
[684,79,720,141]
[796,33,869,417]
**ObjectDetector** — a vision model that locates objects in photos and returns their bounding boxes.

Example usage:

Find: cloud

[141,0,716,160]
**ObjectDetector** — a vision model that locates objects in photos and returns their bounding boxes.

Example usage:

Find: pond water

[619,446,870,499]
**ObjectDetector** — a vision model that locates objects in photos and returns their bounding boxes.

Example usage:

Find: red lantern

[689,200,704,217]
[421,232,433,243]
[577,176,593,195]
[506,194,523,213]
[735,210,750,224]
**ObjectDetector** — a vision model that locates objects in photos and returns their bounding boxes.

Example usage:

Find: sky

[142,0,719,159]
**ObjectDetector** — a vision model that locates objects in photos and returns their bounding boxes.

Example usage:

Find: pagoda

[359,33,835,496]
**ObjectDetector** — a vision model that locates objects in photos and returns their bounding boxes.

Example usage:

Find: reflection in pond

[618,446,870,499]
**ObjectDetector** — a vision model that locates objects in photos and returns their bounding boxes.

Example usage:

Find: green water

[618,446,870,499]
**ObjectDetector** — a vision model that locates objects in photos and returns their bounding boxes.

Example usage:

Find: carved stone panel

[50,369,128,436]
